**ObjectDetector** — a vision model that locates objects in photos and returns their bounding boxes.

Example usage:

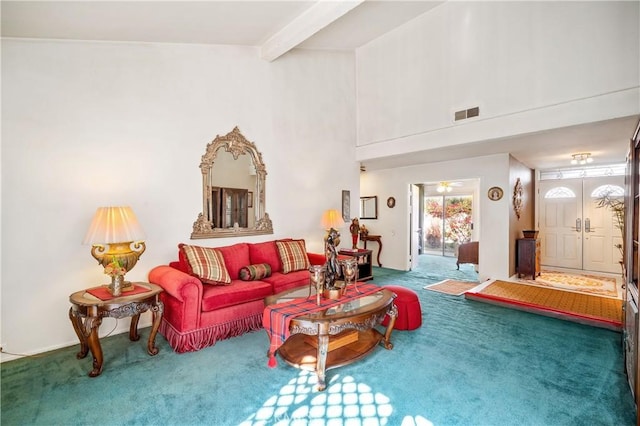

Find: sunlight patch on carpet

[466,280,622,331]
[239,371,393,425]
[519,270,619,298]
[424,279,480,296]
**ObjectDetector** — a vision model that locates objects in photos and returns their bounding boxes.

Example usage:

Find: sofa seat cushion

[248,240,283,274]
[201,280,273,312]
[262,270,311,294]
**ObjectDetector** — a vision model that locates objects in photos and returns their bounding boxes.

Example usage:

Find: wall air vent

[454,106,480,121]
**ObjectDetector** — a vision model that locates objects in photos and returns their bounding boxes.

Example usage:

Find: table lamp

[321,209,345,290]
[83,206,146,295]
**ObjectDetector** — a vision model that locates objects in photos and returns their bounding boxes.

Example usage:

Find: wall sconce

[83,206,146,295]
[436,182,453,193]
[570,153,593,165]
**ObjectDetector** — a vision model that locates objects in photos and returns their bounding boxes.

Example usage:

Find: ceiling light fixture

[437,182,453,193]
[570,152,593,165]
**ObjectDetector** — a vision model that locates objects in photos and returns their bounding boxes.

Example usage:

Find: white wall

[360,153,511,281]
[1,39,358,359]
[356,1,640,160]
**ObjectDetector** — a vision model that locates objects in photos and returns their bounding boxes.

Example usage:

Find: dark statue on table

[324,228,341,289]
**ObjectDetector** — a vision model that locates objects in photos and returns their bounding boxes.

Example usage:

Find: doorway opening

[410,180,479,272]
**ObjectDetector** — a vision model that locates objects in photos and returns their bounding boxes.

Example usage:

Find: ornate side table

[361,234,383,267]
[69,282,164,377]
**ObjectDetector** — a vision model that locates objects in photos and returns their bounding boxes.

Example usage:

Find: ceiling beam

[260,0,364,62]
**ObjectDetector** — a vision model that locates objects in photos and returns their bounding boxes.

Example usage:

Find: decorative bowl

[522,230,539,239]
[323,282,346,300]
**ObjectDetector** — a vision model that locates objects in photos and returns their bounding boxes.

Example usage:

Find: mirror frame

[360,196,378,220]
[191,126,273,239]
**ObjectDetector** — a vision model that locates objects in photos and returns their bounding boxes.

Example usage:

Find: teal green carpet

[1,255,635,425]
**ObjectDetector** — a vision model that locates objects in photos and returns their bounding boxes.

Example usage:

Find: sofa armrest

[308,252,326,266]
[148,265,203,301]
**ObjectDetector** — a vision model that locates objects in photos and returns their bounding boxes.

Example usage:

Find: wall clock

[513,178,523,219]
[488,186,503,201]
[387,197,396,208]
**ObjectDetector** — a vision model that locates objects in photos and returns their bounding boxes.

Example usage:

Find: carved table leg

[147,301,163,356]
[129,313,141,341]
[69,308,89,359]
[316,333,329,391]
[381,304,397,350]
[84,316,104,378]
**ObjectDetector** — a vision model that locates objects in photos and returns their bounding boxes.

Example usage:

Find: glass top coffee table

[265,285,397,390]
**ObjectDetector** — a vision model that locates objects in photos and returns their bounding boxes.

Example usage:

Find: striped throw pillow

[276,240,310,274]
[239,263,272,281]
[180,244,231,285]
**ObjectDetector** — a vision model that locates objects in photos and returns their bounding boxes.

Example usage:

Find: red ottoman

[382,285,422,330]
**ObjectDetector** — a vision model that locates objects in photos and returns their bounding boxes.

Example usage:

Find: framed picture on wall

[342,190,350,222]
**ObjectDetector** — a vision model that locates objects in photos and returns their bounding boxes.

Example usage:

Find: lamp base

[107,277,135,296]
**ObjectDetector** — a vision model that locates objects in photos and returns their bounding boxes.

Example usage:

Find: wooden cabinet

[624,118,640,425]
[338,249,373,281]
[516,238,540,280]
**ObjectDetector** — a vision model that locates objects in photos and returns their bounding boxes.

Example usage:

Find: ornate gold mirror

[191,127,273,239]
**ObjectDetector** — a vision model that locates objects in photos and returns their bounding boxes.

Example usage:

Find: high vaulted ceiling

[2,1,636,171]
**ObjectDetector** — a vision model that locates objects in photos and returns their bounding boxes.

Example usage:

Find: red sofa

[148,239,324,353]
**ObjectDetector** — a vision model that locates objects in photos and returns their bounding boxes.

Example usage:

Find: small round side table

[68,282,164,377]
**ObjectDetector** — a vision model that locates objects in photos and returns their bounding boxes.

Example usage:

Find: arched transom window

[590,184,624,198]
[544,187,576,199]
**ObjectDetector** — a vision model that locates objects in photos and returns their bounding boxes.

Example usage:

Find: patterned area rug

[425,279,480,296]
[466,280,622,331]
[520,270,619,298]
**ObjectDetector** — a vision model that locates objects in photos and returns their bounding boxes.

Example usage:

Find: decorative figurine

[349,218,360,249]
[309,265,326,305]
[324,228,341,289]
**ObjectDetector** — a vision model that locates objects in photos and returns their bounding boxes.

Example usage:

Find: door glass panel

[424,195,473,256]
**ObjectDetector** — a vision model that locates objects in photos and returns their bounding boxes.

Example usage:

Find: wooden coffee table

[265,285,397,390]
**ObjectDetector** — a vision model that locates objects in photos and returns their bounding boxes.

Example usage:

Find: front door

[539,176,624,273]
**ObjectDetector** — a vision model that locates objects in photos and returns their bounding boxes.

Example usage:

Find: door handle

[585,218,590,233]
[573,218,581,232]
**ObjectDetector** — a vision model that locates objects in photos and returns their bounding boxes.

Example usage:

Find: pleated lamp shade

[321,209,345,230]
[82,206,146,244]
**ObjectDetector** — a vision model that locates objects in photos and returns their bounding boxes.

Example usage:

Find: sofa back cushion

[216,243,251,280]
[179,244,232,285]
[276,239,311,274]
[248,241,283,273]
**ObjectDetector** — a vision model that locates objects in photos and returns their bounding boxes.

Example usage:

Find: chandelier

[436,182,453,193]
[570,153,593,165]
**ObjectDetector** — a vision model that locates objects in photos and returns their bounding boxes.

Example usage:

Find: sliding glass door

[424,195,473,256]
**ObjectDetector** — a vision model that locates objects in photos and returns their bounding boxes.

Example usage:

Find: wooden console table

[361,234,383,267]
[69,282,164,377]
